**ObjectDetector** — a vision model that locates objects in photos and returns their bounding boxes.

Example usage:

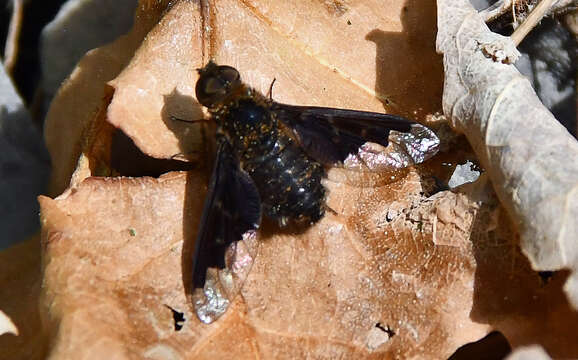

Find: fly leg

[266,78,277,101]
[169,115,206,124]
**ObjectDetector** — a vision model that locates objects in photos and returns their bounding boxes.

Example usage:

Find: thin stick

[4,0,24,74]
[480,0,575,23]
[480,0,515,23]
[510,0,557,45]
[512,0,518,28]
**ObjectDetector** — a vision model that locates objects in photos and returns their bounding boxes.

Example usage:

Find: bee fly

[190,61,440,324]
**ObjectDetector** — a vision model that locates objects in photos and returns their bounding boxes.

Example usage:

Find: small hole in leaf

[165,305,185,331]
[375,323,395,338]
[538,271,555,285]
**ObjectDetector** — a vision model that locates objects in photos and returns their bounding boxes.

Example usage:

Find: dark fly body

[190,61,440,324]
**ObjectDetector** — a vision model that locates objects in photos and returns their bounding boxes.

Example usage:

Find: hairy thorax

[211,89,326,225]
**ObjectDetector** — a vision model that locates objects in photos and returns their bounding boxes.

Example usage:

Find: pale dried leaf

[107,0,205,160]
[506,345,551,360]
[436,0,578,308]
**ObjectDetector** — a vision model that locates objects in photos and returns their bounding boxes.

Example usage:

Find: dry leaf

[506,345,551,360]
[436,0,578,308]
[36,0,578,358]
[39,171,493,359]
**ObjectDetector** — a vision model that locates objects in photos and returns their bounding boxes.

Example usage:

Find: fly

[189,61,440,324]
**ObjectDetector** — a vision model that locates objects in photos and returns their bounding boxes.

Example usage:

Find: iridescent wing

[191,138,261,324]
[271,104,440,172]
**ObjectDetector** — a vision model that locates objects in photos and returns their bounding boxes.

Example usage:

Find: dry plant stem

[437,0,578,308]
[480,0,575,23]
[567,10,577,29]
[3,0,24,74]
[510,0,558,45]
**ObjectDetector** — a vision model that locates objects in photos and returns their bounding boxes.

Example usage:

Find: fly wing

[191,139,261,324]
[271,104,440,172]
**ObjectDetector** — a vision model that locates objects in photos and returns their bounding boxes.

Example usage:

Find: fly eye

[218,66,240,84]
[204,78,225,95]
[195,62,241,108]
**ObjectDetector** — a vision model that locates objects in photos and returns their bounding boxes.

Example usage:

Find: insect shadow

[160,89,209,298]
[365,0,443,119]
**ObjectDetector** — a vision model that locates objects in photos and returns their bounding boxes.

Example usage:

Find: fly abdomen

[244,136,326,225]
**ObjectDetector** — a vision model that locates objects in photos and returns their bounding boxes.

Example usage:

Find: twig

[480,0,576,23]
[3,0,24,74]
[510,0,557,45]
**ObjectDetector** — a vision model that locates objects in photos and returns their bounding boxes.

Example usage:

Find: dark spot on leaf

[165,305,185,331]
[375,323,395,338]
[538,271,555,285]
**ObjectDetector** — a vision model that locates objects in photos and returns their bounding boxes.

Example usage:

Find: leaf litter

[1,0,574,358]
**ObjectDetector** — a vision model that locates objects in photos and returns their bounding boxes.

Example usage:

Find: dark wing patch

[191,139,261,324]
[272,103,439,172]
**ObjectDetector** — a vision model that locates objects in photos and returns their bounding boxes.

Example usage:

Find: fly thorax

[220,99,278,158]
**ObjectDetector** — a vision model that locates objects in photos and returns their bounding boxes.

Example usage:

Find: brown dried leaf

[39,171,492,359]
